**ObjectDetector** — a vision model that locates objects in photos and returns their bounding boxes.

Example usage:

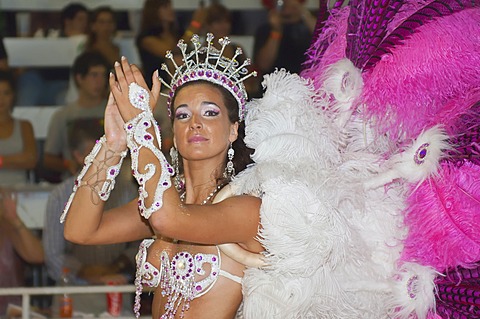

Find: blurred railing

[0,285,142,319]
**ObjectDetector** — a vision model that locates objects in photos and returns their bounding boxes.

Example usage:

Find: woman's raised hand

[109,56,161,122]
[104,92,127,152]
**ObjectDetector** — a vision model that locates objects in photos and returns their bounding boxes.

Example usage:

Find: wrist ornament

[60,136,127,223]
[125,83,174,219]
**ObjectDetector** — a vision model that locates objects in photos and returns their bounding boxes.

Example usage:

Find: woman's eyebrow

[201,101,220,107]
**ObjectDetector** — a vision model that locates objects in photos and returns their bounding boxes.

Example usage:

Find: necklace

[180,184,224,205]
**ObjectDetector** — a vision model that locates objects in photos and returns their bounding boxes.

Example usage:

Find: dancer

[63,0,480,316]
[62,34,262,318]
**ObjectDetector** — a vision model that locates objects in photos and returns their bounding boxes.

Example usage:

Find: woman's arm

[255,11,283,73]
[139,35,177,58]
[63,93,154,245]
[1,191,44,264]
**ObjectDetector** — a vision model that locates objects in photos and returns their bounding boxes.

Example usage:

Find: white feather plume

[320,58,363,128]
[388,262,438,319]
[234,69,409,318]
[364,125,451,190]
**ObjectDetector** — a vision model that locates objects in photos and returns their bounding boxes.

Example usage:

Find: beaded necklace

[180,183,224,205]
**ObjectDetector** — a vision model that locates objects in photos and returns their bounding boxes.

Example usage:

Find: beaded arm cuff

[125,83,174,219]
[60,135,127,223]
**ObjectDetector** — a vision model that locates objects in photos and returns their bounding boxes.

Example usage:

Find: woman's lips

[188,135,208,143]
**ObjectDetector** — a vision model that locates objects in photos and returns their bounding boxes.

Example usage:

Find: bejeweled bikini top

[134,238,242,318]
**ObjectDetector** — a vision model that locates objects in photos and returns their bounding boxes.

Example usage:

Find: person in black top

[135,0,206,89]
[253,0,316,76]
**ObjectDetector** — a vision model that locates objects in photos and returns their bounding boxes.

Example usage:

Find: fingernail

[109,72,114,77]
[121,56,126,60]
[114,61,120,66]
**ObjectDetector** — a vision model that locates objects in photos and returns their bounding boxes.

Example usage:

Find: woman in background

[85,6,121,67]
[0,70,37,186]
[136,0,206,88]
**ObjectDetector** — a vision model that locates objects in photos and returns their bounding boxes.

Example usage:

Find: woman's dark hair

[170,80,254,181]
[0,70,17,108]
[60,3,88,31]
[0,70,16,92]
[139,0,176,34]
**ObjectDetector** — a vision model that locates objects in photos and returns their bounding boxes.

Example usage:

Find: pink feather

[401,161,480,271]
[360,9,480,142]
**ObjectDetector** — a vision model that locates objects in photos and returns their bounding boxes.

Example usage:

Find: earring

[225,143,235,178]
[170,147,184,191]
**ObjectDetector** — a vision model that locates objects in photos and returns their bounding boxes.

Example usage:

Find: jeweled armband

[60,135,127,223]
[125,83,174,219]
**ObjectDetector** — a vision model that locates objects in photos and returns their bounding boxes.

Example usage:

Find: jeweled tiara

[159,33,257,122]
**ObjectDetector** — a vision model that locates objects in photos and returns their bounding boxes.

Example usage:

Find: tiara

[159,33,257,122]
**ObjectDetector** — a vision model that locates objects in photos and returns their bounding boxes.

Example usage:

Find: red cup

[107,282,122,317]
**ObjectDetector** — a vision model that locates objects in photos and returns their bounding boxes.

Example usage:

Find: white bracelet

[125,83,174,219]
[60,135,127,223]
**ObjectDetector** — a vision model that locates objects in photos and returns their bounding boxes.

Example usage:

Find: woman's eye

[175,112,190,120]
[204,109,219,117]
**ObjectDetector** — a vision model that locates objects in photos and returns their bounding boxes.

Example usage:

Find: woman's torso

[0,119,28,185]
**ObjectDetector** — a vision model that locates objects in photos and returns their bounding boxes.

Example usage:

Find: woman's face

[172,83,238,163]
[0,81,14,114]
[157,2,175,24]
[91,11,116,39]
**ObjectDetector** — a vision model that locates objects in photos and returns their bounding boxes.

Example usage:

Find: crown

[159,33,257,122]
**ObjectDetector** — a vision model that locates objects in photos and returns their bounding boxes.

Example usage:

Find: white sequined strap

[125,82,174,219]
[60,135,127,223]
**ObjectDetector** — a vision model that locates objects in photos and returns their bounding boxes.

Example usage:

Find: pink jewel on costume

[406,275,418,299]
[414,143,430,165]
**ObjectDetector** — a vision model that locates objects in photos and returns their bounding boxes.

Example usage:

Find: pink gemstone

[196,285,202,291]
